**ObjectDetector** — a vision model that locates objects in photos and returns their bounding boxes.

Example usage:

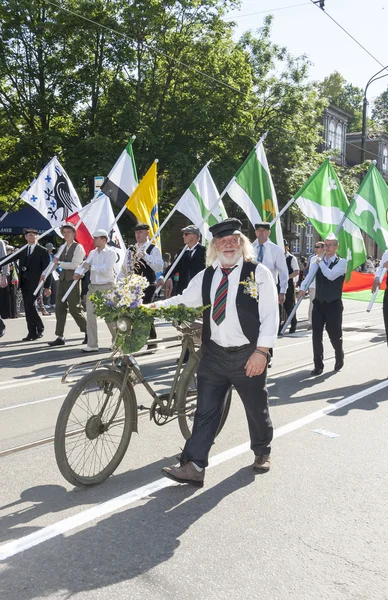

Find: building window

[328,119,336,149]
[292,224,301,254]
[383,147,388,172]
[305,222,314,254]
[335,124,343,151]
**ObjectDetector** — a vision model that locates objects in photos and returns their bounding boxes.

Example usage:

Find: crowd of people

[0,219,387,487]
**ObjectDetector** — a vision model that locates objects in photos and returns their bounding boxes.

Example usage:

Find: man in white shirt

[298,233,347,376]
[74,229,117,352]
[372,249,388,345]
[148,218,279,487]
[253,222,288,306]
[48,223,87,347]
[306,241,325,329]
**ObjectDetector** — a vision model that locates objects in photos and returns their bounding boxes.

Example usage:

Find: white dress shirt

[253,239,289,293]
[154,256,279,349]
[135,240,163,273]
[285,252,299,279]
[375,250,388,282]
[307,254,319,290]
[77,246,117,284]
[59,243,85,271]
[301,254,347,291]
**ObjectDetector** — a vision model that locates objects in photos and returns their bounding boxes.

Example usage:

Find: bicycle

[54,321,232,487]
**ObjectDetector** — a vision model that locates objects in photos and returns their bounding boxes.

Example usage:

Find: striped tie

[212,267,235,325]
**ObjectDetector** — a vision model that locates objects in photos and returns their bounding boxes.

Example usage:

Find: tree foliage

[318,71,363,132]
[0,2,330,240]
[372,88,388,132]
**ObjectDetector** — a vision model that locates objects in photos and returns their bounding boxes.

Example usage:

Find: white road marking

[0,378,387,561]
[0,395,67,412]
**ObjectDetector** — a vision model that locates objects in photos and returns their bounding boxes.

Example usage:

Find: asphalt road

[0,298,387,600]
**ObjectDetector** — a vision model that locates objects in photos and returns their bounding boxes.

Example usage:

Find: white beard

[217,248,242,267]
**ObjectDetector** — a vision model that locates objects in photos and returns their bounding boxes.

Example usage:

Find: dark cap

[283,239,289,246]
[209,218,242,239]
[134,223,150,231]
[181,224,200,236]
[23,228,39,235]
[254,221,271,231]
[61,222,77,233]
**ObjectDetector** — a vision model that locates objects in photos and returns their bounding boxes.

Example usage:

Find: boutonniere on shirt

[240,272,259,302]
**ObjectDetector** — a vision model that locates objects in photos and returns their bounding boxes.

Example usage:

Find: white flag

[21,156,82,228]
[175,164,227,240]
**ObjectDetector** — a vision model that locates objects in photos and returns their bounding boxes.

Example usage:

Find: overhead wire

[308,0,388,75]
[25,2,388,166]
[224,2,311,20]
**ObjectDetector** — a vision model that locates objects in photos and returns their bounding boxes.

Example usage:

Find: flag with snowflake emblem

[293,159,366,280]
[21,156,82,228]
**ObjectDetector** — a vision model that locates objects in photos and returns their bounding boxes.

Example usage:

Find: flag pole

[269,197,295,228]
[0,193,101,268]
[149,159,213,245]
[33,243,67,296]
[61,249,95,303]
[367,268,386,312]
[0,197,21,223]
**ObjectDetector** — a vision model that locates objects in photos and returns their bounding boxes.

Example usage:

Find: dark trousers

[22,288,44,337]
[55,278,86,337]
[144,284,156,340]
[183,341,273,468]
[383,289,388,346]
[0,318,4,333]
[312,298,343,370]
[283,282,297,329]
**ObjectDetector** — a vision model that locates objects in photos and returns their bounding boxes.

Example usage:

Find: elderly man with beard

[147,218,279,487]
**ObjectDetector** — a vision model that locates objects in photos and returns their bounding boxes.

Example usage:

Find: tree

[318,71,363,132]
[372,88,388,132]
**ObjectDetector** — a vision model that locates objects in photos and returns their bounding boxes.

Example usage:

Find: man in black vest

[120,223,163,345]
[168,225,206,295]
[298,233,347,376]
[14,228,51,341]
[48,223,87,347]
[149,218,279,487]
[282,240,300,334]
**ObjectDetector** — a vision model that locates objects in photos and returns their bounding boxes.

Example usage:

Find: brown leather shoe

[253,454,271,472]
[162,462,205,487]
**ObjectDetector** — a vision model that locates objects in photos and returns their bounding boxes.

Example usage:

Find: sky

[225,0,388,103]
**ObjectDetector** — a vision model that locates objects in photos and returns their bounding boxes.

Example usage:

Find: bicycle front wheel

[55,369,135,487]
[175,353,232,440]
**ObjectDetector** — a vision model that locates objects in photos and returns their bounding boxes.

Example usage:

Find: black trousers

[312,298,343,369]
[383,289,388,346]
[22,288,44,337]
[283,282,297,329]
[144,284,156,340]
[183,341,273,468]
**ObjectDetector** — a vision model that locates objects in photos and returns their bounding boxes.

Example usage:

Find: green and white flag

[293,159,366,281]
[101,138,138,209]
[346,163,388,250]
[228,141,283,246]
[175,163,227,240]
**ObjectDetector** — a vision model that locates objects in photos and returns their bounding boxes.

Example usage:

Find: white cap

[93,229,109,238]
[325,232,338,242]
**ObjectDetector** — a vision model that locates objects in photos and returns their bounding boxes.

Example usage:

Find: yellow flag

[125,161,160,247]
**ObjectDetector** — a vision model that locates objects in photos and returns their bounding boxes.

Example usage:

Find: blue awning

[0,204,51,235]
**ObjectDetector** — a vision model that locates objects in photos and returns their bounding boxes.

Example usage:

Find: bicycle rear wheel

[55,369,135,487]
[175,352,232,440]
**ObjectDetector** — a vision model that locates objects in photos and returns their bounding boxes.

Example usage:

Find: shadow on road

[0,467,257,600]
